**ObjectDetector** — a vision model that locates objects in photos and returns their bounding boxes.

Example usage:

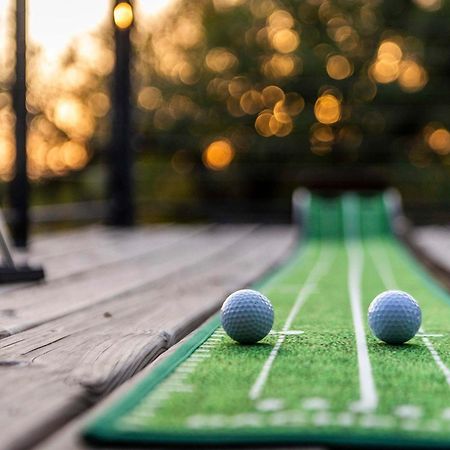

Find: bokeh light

[52,96,95,139]
[370,40,402,84]
[326,55,353,80]
[262,86,284,108]
[314,94,341,125]
[398,60,428,92]
[0,0,448,217]
[203,140,235,170]
[271,29,300,53]
[205,48,238,73]
[0,134,14,181]
[240,90,263,115]
[138,86,163,110]
[413,0,442,11]
[426,126,450,155]
[255,112,274,137]
[310,123,334,156]
[61,141,90,170]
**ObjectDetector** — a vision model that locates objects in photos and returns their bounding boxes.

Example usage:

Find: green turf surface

[84,193,450,448]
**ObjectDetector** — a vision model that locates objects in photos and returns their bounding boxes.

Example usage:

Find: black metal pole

[9,0,29,247]
[106,0,134,226]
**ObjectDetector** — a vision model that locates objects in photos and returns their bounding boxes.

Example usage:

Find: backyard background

[0,0,449,227]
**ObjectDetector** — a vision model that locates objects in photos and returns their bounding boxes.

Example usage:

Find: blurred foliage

[132,0,450,221]
[1,0,450,222]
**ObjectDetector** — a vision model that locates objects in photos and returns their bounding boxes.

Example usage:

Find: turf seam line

[343,195,378,413]
[248,242,334,401]
[370,237,450,387]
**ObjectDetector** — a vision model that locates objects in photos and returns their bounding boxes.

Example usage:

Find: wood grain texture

[0,225,206,297]
[0,225,256,337]
[0,226,296,449]
[36,324,322,450]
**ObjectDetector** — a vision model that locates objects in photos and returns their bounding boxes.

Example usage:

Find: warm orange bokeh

[314,94,341,125]
[428,128,450,155]
[203,139,235,170]
[326,55,353,80]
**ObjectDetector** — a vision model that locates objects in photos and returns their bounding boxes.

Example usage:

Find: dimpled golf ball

[220,289,274,344]
[368,290,422,344]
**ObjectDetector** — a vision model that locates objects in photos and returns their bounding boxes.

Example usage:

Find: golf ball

[368,290,421,344]
[220,289,274,344]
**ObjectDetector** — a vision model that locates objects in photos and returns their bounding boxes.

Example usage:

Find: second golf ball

[221,289,274,344]
[368,290,422,344]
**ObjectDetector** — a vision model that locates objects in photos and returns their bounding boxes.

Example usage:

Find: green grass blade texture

[84,193,450,448]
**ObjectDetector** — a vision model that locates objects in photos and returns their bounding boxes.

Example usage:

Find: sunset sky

[0,0,174,60]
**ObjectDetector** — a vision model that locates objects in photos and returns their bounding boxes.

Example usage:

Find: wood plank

[0,226,296,449]
[24,225,211,280]
[36,320,321,450]
[0,225,177,296]
[402,225,450,292]
[0,225,212,317]
[0,226,210,300]
[0,225,256,337]
[410,226,450,272]
[27,224,171,258]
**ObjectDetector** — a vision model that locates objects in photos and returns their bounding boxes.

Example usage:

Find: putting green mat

[84,193,450,448]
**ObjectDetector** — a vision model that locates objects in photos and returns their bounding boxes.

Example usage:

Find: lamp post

[106,0,135,226]
[9,0,28,247]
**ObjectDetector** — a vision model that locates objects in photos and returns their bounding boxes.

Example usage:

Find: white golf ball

[220,289,274,344]
[368,290,421,345]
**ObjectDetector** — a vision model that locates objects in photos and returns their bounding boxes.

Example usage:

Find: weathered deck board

[0,225,208,297]
[0,225,258,337]
[36,326,321,450]
[24,225,211,280]
[0,226,296,449]
[410,226,450,272]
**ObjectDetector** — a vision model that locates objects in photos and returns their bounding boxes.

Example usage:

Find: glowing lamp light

[114,2,134,29]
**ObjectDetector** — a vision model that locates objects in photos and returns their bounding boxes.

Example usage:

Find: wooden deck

[0,224,448,450]
[0,225,297,450]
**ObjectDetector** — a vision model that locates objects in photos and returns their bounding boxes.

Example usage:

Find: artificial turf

[84,193,450,448]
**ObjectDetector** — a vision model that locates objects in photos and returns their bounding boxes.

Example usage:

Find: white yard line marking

[256,398,285,412]
[394,404,422,420]
[249,244,334,401]
[302,397,330,410]
[343,196,378,413]
[416,333,444,338]
[269,330,304,336]
[369,239,450,387]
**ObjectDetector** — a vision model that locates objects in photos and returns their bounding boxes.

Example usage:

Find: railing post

[106,0,135,226]
[9,0,29,247]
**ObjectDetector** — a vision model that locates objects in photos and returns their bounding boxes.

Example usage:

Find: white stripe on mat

[343,196,378,413]
[249,242,334,400]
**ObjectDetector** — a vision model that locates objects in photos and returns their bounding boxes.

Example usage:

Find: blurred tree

[132,0,450,220]
[1,0,449,223]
